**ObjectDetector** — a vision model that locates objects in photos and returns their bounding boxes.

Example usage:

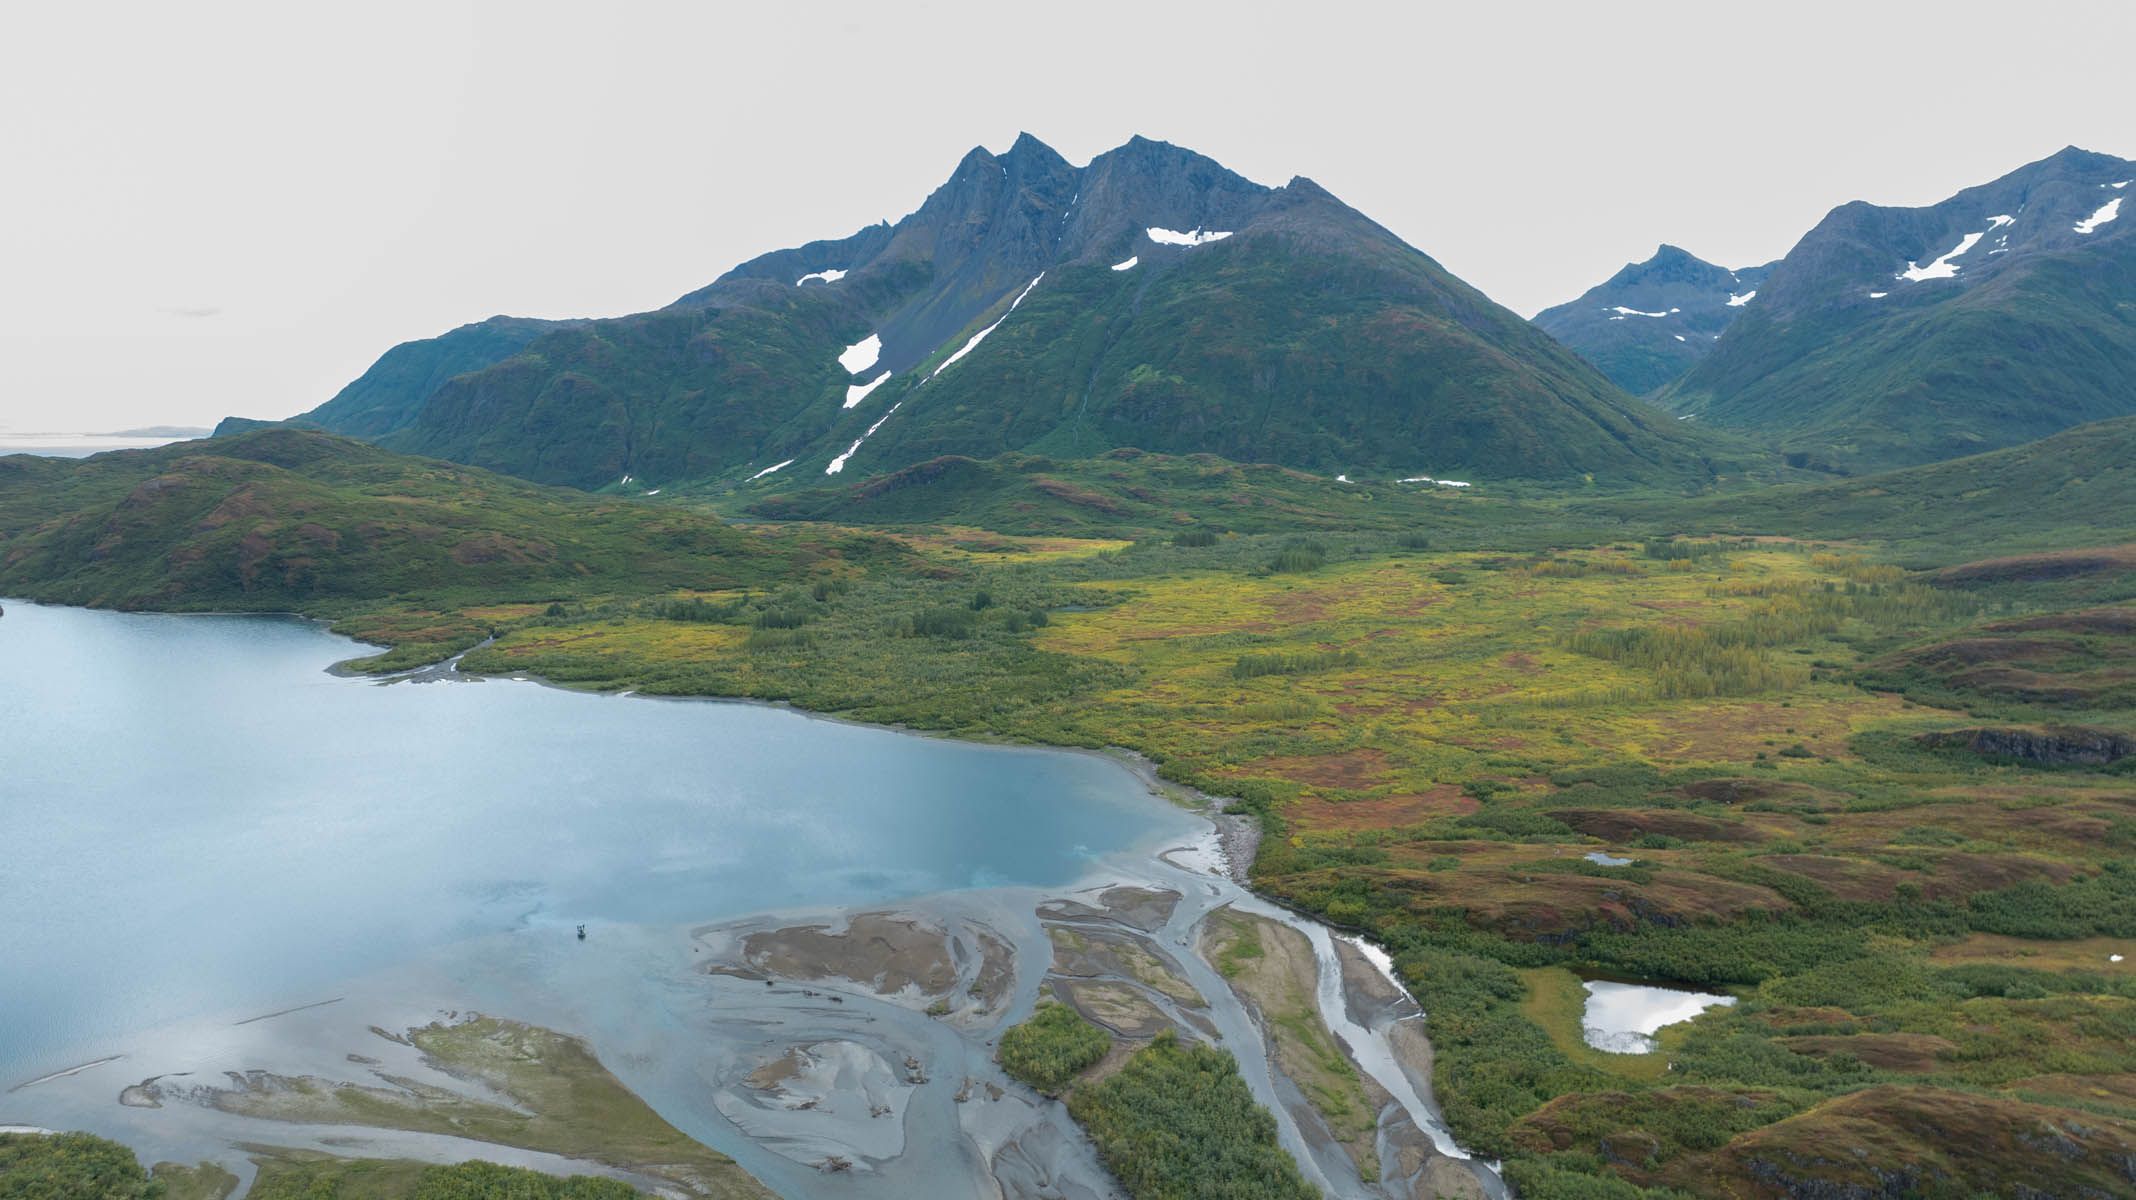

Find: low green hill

[0,429,816,611]
[1617,414,2136,562]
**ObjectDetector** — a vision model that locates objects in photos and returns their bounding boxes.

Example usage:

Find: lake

[0,601,1198,1083]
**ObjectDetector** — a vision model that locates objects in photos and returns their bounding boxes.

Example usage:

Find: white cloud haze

[3,0,2131,432]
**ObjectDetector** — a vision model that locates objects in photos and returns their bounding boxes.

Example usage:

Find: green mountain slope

[261,316,570,439]
[378,280,893,489]
[1662,146,2136,473]
[841,180,1730,485]
[239,136,1735,492]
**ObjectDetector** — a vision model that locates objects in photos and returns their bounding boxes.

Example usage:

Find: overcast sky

[4,0,2131,434]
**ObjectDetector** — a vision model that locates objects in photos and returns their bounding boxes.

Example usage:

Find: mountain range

[223,135,1731,491]
[1536,146,2136,473]
[224,140,2136,491]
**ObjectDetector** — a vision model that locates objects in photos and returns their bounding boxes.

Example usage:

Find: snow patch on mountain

[844,372,892,409]
[825,402,905,475]
[749,459,796,481]
[1112,256,1139,271]
[1146,227,1233,247]
[930,273,1045,379]
[839,334,882,374]
[1607,306,1679,318]
[1726,291,1756,307]
[2075,197,2123,235]
[1897,229,1987,281]
[796,269,848,286]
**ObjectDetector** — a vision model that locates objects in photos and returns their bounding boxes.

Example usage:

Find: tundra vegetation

[5,425,2136,1196]
[447,530,2136,1196]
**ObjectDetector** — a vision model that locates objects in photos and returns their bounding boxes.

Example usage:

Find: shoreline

[1,598,1485,1194]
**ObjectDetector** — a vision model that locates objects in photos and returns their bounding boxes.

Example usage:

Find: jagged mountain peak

[1617,244,1732,282]
[1002,130,1066,163]
[1534,245,1774,396]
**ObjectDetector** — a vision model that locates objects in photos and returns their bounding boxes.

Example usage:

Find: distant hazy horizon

[5,0,2131,433]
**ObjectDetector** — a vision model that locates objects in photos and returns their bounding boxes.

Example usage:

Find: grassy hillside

[742,449,1635,540]
[747,415,2136,562]
[0,430,804,608]
[1619,414,2136,562]
[0,429,890,667]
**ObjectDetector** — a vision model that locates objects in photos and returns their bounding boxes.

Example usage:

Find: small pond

[1581,980,1736,1053]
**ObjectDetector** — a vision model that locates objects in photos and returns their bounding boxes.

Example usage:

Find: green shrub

[0,1132,159,1200]
[1067,1034,1316,1200]
[245,1158,645,1199]
[1968,862,2136,938]
[745,627,812,652]
[656,596,743,623]
[998,1003,1110,1092]
[1267,538,1327,573]
[752,606,811,630]
[907,607,978,639]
